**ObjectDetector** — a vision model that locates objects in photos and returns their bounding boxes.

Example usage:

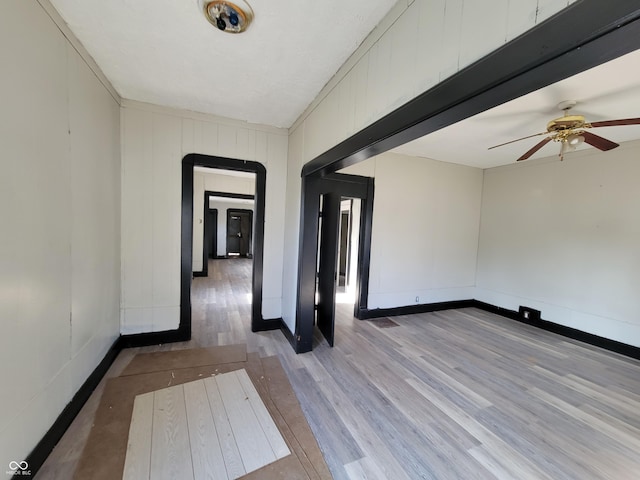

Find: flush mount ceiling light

[199,0,254,33]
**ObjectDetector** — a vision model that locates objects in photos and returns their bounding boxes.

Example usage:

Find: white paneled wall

[192,171,255,271]
[0,0,120,467]
[342,153,483,309]
[282,0,575,327]
[476,142,640,347]
[121,102,288,333]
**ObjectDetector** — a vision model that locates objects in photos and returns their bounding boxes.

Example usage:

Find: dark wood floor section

[38,258,640,479]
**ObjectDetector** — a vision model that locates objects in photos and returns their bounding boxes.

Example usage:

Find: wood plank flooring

[37,258,640,479]
[122,369,289,480]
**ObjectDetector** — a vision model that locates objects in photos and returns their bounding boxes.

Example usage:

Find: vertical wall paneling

[458,0,509,70]
[262,134,288,318]
[151,114,182,332]
[415,0,445,93]
[281,127,305,329]
[0,0,120,468]
[121,101,288,334]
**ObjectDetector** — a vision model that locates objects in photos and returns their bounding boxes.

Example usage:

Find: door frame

[200,201,217,276]
[203,190,255,269]
[226,208,253,257]
[181,154,280,339]
[295,173,374,352]
[293,2,640,353]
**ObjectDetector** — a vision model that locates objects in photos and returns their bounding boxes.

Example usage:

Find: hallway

[191,258,254,348]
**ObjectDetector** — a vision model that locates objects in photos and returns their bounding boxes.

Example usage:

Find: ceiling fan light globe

[567,133,585,146]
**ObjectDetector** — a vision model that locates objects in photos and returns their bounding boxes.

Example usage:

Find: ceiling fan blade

[488,131,548,150]
[581,131,619,151]
[517,137,553,161]
[590,118,640,127]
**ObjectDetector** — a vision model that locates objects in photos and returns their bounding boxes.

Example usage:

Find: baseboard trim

[278,320,301,352]
[357,298,639,360]
[118,328,191,348]
[472,300,640,360]
[252,317,285,332]
[25,336,122,477]
[192,270,207,278]
[357,299,475,319]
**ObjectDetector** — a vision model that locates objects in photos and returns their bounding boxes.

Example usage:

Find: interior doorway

[302,174,373,349]
[181,154,281,339]
[336,198,361,302]
[205,208,218,260]
[226,209,253,257]
[315,195,362,346]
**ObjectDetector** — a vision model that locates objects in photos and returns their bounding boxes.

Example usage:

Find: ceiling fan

[488,100,640,161]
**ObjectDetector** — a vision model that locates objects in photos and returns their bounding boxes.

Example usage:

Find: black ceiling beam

[301,0,640,178]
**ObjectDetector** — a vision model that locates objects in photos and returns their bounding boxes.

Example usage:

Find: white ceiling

[48,0,397,128]
[393,48,640,169]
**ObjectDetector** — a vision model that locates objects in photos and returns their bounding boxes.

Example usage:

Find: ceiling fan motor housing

[546,115,587,133]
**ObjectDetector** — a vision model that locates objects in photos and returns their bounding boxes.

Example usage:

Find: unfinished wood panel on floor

[215,371,280,473]
[183,380,228,480]
[203,376,246,479]
[123,368,290,480]
[235,369,291,458]
[122,392,154,480]
[150,385,193,480]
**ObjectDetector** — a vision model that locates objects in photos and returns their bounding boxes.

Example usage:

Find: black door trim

[206,191,255,200]
[295,173,374,353]
[182,154,279,337]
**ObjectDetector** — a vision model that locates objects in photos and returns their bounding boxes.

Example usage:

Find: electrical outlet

[519,306,541,322]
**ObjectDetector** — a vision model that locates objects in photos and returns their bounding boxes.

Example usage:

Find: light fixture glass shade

[567,133,585,146]
[198,0,253,33]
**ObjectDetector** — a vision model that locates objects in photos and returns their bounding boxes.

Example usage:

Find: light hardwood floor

[37,258,640,479]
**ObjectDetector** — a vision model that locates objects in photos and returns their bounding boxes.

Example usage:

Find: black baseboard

[24,337,122,477]
[278,320,299,352]
[192,270,207,277]
[357,299,475,319]
[252,317,286,332]
[472,300,640,360]
[118,328,191,348]
[357,298,639,360]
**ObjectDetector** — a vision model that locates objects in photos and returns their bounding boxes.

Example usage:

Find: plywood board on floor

[123,371,290,479]
[73,349,331,480]
[121,344,247,376]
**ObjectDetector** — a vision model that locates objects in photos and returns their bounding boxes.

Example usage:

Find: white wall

[342,152,483,308]
[121,101,287,333]
[476,141,640,347]
[192,171,255,270]
[0,0,120,467]
[282,0,576,328]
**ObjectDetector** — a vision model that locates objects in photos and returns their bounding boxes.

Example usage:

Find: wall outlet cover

[518,306,541,322]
